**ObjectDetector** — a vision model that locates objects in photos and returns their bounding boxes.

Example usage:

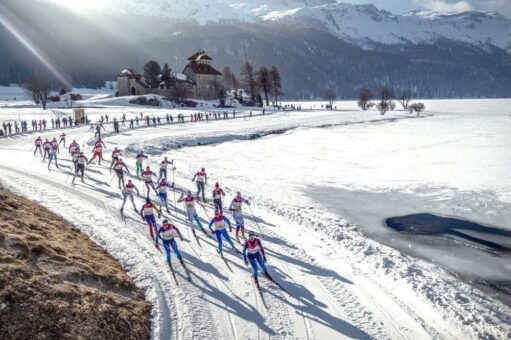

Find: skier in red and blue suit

[243,231,274,288]
[208,209,238,255]
[140,197,161,241]
[155,219,185,268]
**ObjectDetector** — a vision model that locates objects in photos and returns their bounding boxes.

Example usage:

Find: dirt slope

[0,188,151,339]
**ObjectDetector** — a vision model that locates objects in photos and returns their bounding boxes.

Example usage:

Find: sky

[359,0,510,16]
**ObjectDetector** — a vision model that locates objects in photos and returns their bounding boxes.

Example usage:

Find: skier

[110,147,122,168]
[159,156,173,180]
[155,219,185,268]
[141,166,158,197]
[110,157,130,189]
[140,197,161,241]
[42,138,51,160]
[192,167,207,201]
[208,209,239,256]
[34,136,43,156]
[68,140,80,155]
[135,151,148,178]
[120,179,140,213]
[229,192,250,239]
[71,149,81,173]
[157,178,174,214]
[177,190,206,234]
[88,138,106,165]
[47,142,59,169]
[72,151,88,184]
[212,182,226,213]
[59,132,66,147]
[243,231,274,289]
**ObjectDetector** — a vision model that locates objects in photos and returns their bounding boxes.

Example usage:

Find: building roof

[185,62,222,76]
[118,68,141,77]
[187,51,213,61]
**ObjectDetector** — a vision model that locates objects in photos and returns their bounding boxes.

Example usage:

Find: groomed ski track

[0,110,496,339]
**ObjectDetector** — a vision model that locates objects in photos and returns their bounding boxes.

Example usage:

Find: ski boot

[253,277,260,289]
[264,272,274,282]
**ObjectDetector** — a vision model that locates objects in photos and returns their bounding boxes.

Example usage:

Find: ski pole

[172,167,177,213]
[109,172,116,185]
[248,205,264,239]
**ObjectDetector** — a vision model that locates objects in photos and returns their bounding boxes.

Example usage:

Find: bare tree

[357,87,372,110]
[398,89,412,110]
[324,89,336,109]
[256,66,271,106]
[409,102,426,117]
[240,62,258,104]
[24,79,51,110]
[210,79,227,107]
[170,83,192,102]
[222,66,239,90]
[376,86,394,115]
[269,66,283,106]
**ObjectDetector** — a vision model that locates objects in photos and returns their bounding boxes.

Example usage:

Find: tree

[357,87,372,110]
[161,63,171,82]
[210,79,227,107]
[240,62,257,104]
[256,66,271,106]
[24,79,51,110]
[324,88,336,109]
[170,83,192,101]
[269,66,283,106]
[409,102,426,117]
[376,86,394,115]
[222,66,239,90]
[143,61,161,86]
[398,89,412,110]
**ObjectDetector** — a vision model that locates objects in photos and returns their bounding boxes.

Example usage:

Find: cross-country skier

[140,197,161,241]
[135,151,148,178]
[208,209,239,255]
[229,192,250,239]
[42,138,51,160]
[110,147,122,168]
[68,140,80,155]
[177,190,206,234]
[141,166,158,197]
[192,167,207,201]
[34,136,43,156]
[243,231,274,289]
[110,157,130,189]
[155,219,185,268]
[212,182,226,213]
[159,156,173,180]
[47,142,59,169]
[59,132,66,147]
[157,178,174,214]
[88,139,106,165]
[120,179,140,213]
[72,151,88,184]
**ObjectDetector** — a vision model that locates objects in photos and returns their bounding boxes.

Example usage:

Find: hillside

[0,188,151,339]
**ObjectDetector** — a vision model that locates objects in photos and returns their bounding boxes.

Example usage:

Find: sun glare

[49,0,103,10]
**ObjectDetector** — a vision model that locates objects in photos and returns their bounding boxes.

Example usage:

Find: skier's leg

[221,229,236,250]
[193,214,204,231]
[249,257,259,280]
[215,231,223,253]
[129,195,137,211]
[163,241,172,264]
[171,239,183,261]
[120,194,128,211]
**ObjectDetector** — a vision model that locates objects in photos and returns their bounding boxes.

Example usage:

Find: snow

[0,97,510,339]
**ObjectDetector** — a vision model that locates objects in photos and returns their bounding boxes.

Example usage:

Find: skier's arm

[154,205,161,216]
[140,207,144,219]
[242,242,248,264]
[221,189,225,196]
[259,239,266,259]
[223,216,232,228]
[134,185,140,195]
[175,227,184,240]
[124,164,129,173]
[229,200,234,211]
[208,220,214,232]
[155,228,161,247]
[109,162,114,171]
[192,173,197,181]
[243,198,250,205]
[205,173,207,185]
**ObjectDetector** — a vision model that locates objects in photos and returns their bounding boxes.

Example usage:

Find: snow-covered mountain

[74,0,511,53]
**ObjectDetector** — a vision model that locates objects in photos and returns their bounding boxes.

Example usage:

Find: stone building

[116,50,223,100]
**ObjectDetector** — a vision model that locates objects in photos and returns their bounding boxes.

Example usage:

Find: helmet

[146,166,150,170]
[162,219,169,225]
[236,191,241,197]
[140,150,144,154]
[201,167,205,171]
[128,179,132,183]
[215,182,220,188]
[145,198,151,204]
[114,146,118,150]
[186,190,192,197]
[164,156,168,159]
[248,231,256,238]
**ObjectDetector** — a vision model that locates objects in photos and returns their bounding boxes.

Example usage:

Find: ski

[191,229,202,248]
[216,249,233,272]
[270,279,292,297]
[168,263,179,285]
[180,261,192,282]
[120,209,127,224]
[255,284,268,309]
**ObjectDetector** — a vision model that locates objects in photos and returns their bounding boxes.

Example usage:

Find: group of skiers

[32,133,276,289]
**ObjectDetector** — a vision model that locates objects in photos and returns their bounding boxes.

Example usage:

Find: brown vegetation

[0,188,151,339]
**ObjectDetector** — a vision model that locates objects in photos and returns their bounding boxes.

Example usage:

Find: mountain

[1,0,511,99]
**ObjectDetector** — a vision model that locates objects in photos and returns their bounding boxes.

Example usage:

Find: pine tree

[143,61,161,86]
[256,66,271,106]
[240,62,257,104]
[269,66,283,106]
[161,63,171,82]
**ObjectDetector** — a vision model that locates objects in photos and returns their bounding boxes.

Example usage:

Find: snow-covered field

[0,97,510,339]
